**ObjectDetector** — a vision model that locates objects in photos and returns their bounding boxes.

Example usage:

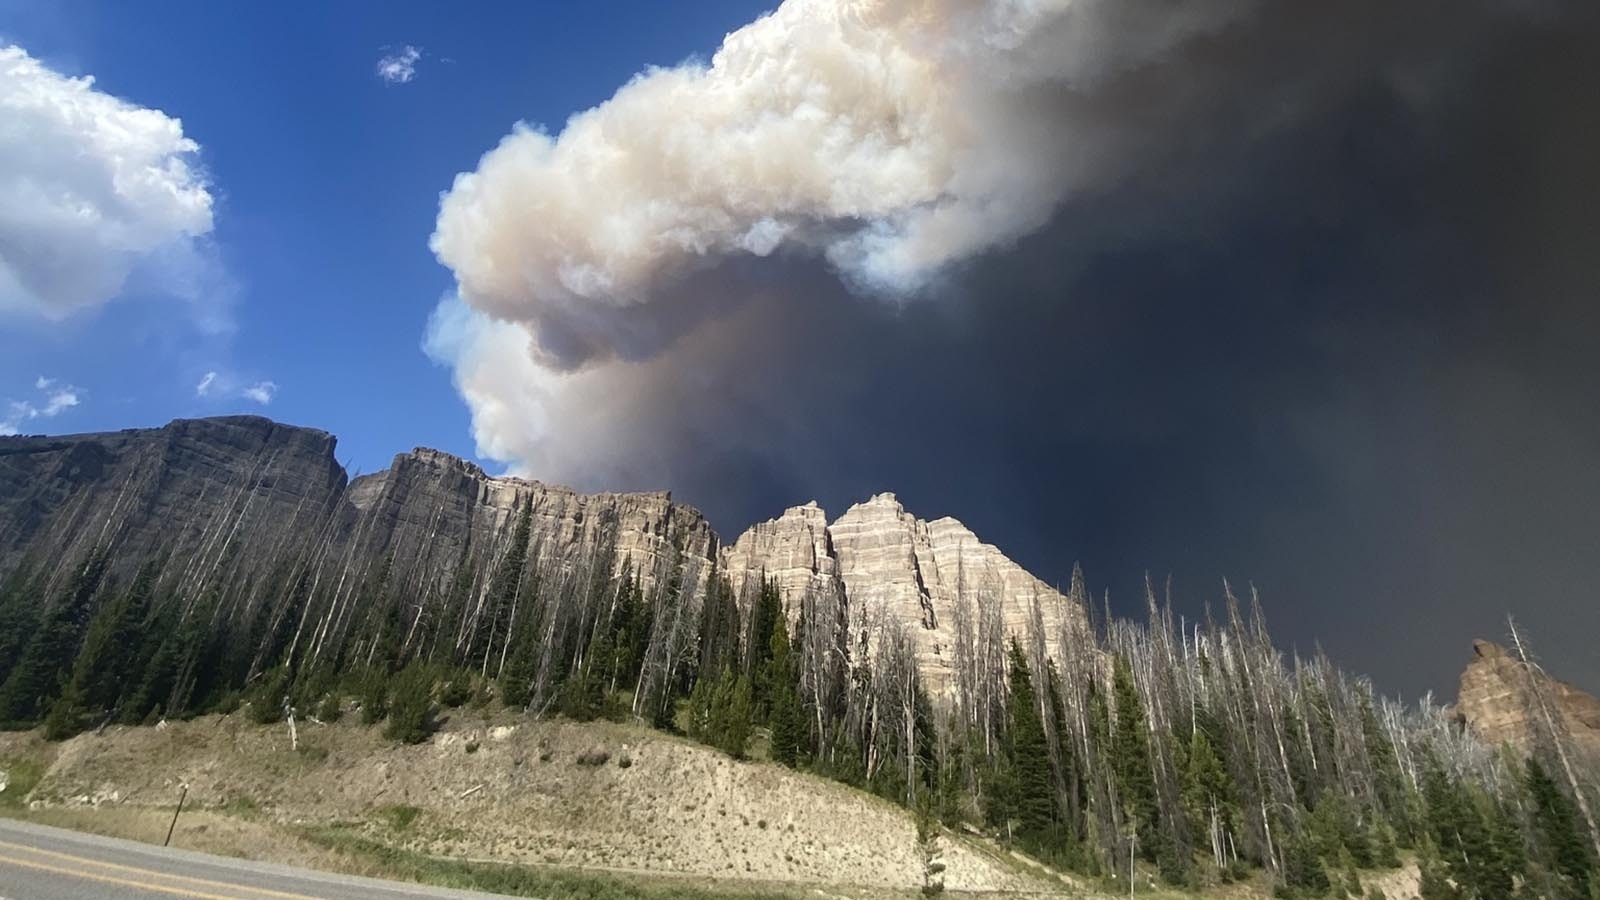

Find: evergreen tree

[1181,727,1236,862]
[719,671,753,759]
[1526,757,1596,899]
[687,667,752,759]
[747,579,782,714]
[0,561,43,683]
[767,614,803,768]
[1282,829,1332,898]
[244,666,292,724]
[358,665,390,723]
[123,603,184,724]
[1004,641,1055,843]
[59,560,162,729]
[0,550,109,723]
[1111,655,1158,857]
[384,663,435,743]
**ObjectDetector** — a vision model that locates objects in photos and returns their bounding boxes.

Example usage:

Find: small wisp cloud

[1,376,82,436]
[195,370,277,406]
[376,46,422,85]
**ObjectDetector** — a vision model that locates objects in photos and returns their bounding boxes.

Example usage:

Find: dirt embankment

[0,711,1063,896]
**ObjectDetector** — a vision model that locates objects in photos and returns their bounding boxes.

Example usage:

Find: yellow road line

[0,839,324,900]
[0,851,242,899]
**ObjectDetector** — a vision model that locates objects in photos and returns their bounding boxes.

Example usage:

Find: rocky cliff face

[721,493,1089,695]
[1452,639,1600,762]
[0,417,348,608]
[1,416,1082,695]
[346,447,717,603]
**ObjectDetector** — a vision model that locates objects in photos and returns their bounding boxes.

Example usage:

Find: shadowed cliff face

[0,417,349,607]
[1452,640,1600,763]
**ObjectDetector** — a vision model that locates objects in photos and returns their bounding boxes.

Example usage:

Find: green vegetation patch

[377,803,423,831]
[299,825,803,900]
[0,754,45,809]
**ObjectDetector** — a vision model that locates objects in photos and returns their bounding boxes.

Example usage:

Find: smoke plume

[428,0,1600,694]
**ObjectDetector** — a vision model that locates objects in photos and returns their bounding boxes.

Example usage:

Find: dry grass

[0,712,1067,896]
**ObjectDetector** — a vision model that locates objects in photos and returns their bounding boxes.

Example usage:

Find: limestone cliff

[721,493,1090,694]
[1452,639,1600,762]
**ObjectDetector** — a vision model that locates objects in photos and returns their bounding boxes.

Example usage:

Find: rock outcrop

[1452,639,1600,762]
[1,416,1084,695]
[0,418,717,662]
[0,416,348,603]
[721,493,1089,694]
[345,447,717,601]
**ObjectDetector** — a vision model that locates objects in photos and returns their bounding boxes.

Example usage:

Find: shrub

[316,693,343,723]
[576,748,610,767]
[380,804,423,831]
[439,675,472,708]
[383,664,435,744]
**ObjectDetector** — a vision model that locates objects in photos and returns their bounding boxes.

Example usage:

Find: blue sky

[0,0,769,474]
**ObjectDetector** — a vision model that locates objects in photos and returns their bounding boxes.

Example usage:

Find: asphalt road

[0,818,513,900]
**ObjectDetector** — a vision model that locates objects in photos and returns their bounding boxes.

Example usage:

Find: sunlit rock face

[722,493,1089,695]
[1452,640,1600,762]
[719,501,836,603]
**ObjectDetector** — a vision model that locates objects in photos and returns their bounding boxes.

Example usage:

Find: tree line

[0,513,1595,899]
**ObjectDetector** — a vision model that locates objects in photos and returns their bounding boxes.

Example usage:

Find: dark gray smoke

[427,0,1600,696]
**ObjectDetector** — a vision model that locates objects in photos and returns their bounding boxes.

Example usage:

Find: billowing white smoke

[430,0,1251,477]
[0,45,214,318]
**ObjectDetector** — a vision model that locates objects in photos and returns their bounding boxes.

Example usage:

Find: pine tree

[748,579,783,714]
[358,665,390,724]
[123,603,184,724]
[0,550,109,723]
[767,615,803,768]
[1005,641,1055,844]
[720,671,753,759]
[49,559,163,736]
[1181,727,1236,865]
[245,666,292,724]
[1282,829,1332,897]
[0,561,43,683]
[1112,655,1158,857]
[384,663,435,743]
[1526,757,1596,900]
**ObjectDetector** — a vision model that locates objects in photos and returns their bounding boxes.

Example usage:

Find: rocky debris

[1452,639,1600,761]
[722,492,1089,695]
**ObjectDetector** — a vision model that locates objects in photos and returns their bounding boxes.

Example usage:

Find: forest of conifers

[0,497,1595,900]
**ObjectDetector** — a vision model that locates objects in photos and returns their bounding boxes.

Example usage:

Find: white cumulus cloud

[376,46,422,85]
[431,0,1247,373]
[1,375,82,435]
[195,370,218,396]
[427,0,1254,473]
[0,45,215,318]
